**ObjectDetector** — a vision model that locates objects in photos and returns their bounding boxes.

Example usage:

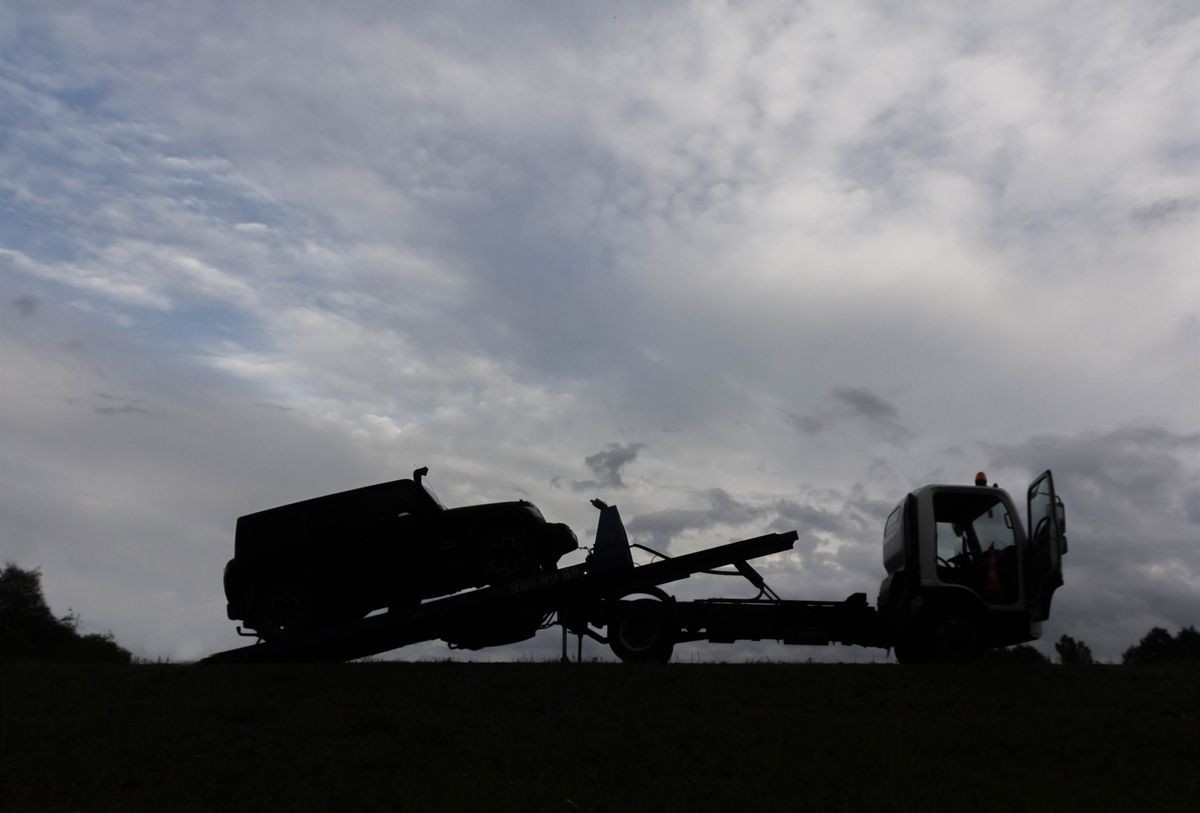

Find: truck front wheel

[894,615,982,664]
[609,599,676,664]
[934,616,982,663]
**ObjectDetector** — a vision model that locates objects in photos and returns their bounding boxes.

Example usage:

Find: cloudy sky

[2,2,1197,663]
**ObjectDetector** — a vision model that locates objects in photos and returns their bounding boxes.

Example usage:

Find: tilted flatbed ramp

[201,530,799,664]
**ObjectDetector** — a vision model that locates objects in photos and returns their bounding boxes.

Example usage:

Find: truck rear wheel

[609,599,676,663]
[893,637,930,664]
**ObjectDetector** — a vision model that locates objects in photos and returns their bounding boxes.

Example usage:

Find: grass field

[2,661,1197,812]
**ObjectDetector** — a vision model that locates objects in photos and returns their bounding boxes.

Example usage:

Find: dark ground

[2,662,1197,812]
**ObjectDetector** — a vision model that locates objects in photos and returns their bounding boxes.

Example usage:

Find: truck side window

[972,505,1016,554]
[935,521,967,562]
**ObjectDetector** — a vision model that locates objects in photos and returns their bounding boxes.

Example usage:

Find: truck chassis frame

[203,523,890,664]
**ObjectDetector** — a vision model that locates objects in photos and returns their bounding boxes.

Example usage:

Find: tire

[608,599,676,663]
[893,637,930,664]
[934,615,982,663]
[487,536,530,578]
[253,591,306,639]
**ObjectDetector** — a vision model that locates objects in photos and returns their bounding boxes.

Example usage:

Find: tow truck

[203,469,1067,664]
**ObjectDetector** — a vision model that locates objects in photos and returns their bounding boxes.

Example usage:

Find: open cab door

[1025,470,1067,622]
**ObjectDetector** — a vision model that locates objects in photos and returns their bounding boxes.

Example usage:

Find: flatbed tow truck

[203,469,1067,664]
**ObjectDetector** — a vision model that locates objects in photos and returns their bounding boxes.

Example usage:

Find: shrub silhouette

[0,563,130,663]
[1122,626,1200,664]
[1054,634,1094,665]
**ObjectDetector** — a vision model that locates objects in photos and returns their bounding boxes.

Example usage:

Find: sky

[1,1,1197,663]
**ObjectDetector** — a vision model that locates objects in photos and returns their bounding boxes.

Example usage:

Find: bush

[1122,626,1200,665]
[1054,635,1094,665]
[0,563,131,663]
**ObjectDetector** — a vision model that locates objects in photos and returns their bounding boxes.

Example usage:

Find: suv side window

[359,484,427,521]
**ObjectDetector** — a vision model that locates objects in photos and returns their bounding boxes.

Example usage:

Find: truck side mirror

[1055,496,1065,534]
[413,466,429,484]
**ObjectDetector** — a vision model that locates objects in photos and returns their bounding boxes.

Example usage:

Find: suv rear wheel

[254,591,306,639]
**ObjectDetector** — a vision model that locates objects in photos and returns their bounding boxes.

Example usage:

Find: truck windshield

[933,492,1018,603]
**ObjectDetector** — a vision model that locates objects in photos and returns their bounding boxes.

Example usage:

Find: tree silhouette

[1054,634,1094,665]
[1122,626,1200,664]
[0,563,130,663]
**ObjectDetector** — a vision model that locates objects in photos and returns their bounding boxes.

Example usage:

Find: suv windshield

[421,480,446,509]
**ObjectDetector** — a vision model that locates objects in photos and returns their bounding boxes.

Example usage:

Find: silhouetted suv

[223,467,578,638]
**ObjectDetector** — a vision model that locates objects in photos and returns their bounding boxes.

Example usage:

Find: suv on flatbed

[223,468,578,638]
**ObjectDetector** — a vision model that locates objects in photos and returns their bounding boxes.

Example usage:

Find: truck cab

[876,471,1067,662]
